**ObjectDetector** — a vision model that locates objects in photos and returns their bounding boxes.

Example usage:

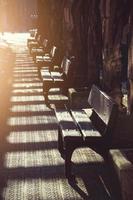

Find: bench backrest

[50,46,57,58]
[42,39,48,48]
[30,29,37,37]
[60,57,67,69]
[62,58,71,77]
[88,85,118,137]
[36,35,41,43]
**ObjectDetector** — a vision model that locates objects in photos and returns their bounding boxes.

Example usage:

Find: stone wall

[37,0,133,112]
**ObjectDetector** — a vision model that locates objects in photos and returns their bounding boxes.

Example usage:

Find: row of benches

[27,32,60,70]
[28,33,75,105]
[27,30,133,199]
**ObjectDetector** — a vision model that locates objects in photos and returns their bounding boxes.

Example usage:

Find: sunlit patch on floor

[13,69,38,73]
[3,178,85,200]
[13,67,37,71]
[11,88,43,94]
[13,78,41,83]
[4,149,61,168]
[2,32,30,45]
[12,82,43,88]
[13,73,38,77]
[6,130,57,144]
[10,104,49,112]
[48,94,68,101]
[7,115,56,126]
[10,95,44,102]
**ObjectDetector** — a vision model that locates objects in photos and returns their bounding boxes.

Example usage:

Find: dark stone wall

[127,1,133,113]
[37,0,133,111]
[100,0,131,109]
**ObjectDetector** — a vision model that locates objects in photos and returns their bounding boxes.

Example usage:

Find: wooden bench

[28,34,42,54]
[36,45,58,69]
[109,149,133,199]
[54,85,118,180]
[68,87,90,108]
[40,57,73,105]
[27,29,38,47]
[31,38,48,61]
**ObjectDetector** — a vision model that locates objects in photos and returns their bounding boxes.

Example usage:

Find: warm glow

[12,88,43,94]
[7,115,56,126]
[13,74,38,78]
[48,94,68,101]
[4,150,61,168]
[7,130,57,144]
[14,68,37,71]
[10,95,44,102]
[2,178,67,200]
[12,82,43,88]
[2,33,30,44]
[13,78,41,83]
[13,69,38,73]
[10,104,48,112]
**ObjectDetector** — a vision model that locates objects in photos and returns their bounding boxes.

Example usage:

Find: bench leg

[44,92,49,105]
[38,68,41,80]
[57,127,75,179]
[62,87,68,95]
[65,148,75,180]
[58,127,65,158]
[37,62,43,68]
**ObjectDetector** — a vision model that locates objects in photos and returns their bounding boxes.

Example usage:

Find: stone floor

[0,33,120,200]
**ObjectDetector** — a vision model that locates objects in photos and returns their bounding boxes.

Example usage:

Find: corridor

[0,33,117,200]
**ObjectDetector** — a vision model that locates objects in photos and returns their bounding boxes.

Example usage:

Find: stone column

[128,1,133,114]
[101,0,130,110]
[71,0,102,88]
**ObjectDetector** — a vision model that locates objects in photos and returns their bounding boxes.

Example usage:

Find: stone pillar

[71,0,102,88]
[128,1,133,114]
[86,0,102,88]
[101,0,130,110]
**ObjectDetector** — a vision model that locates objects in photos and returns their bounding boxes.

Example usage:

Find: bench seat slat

[55,110,82,138]
[40,71,63,83]
[36,58,52,62]
[36,55,50,59]
[71,110,101,139]
[50,71,62,78]
[32,48,44,53]
[83,108,93,117]
[40,66,50,71]
[32,47,44,50]
[36,55,52,63]
[40,70,53,81]
[29,41,38,45]
[53,77,64,82]
[41,70,51,76]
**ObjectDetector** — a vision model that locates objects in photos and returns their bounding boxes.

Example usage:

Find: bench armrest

[68,87,90,108]
[109,149,133,200]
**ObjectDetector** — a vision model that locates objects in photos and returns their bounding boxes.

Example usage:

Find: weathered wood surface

[55,85,118,179]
